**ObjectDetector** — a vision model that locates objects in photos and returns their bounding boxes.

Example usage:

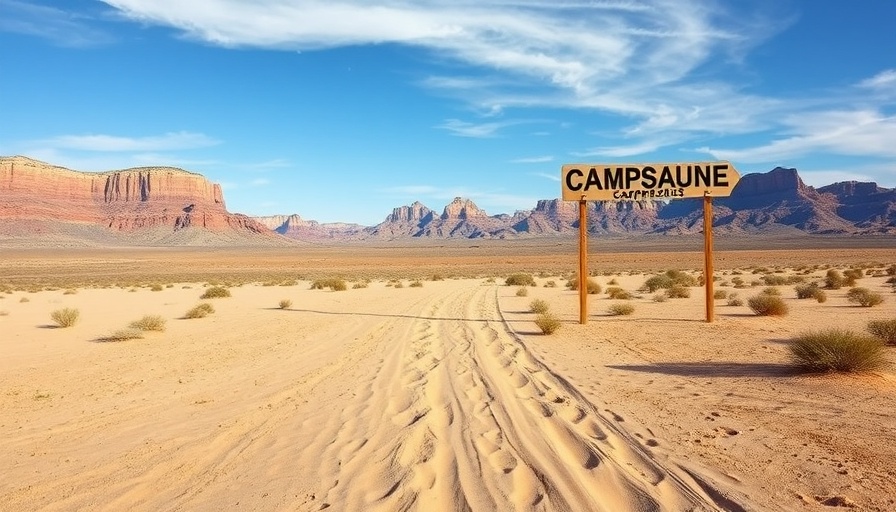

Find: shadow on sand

[606,361,795,378]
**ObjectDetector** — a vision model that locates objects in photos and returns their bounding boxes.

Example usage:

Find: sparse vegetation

[506,273,537,287]
[529,299,550,314]
[713,290,728,300]
[430,274,445,281]
[544,280,557,288]
[150,284,164,292]
[409,280,424,288]
[0,310,8,316]
[789,329,888,373]
[101,329,144,342]
[867,319,896,345]
[534,312,561,335]
[200,286,231,299]
[19,297,29,303]
[566,277,601,294]
[394,281,405,289]
[311,278,348,291]
[727,294,744,307]
[63,289,78,295]
[184,303,215,319]
[607,303,635,316]
[824,269,848,289]
[606,287,633,300]
[747,295,788,316]
[279,299,292,309]
[50,308,80,328]
[652,293,668,303]
[129,315,166,332]
[761,287,781,296]
[642,270,697,292]
[516,287,529,297]
[846,287,884,307]
[352,281,368,289]
[666,285,691,299]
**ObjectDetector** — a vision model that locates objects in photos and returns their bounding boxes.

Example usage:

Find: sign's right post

[704,194,714,323]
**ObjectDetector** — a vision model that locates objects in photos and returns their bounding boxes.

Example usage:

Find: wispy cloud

[511,155,553,163]
[532,172,560,182]
[250,178,271,186]
[0,0,113,47]
[859,69,896,90]
[437,119,515,138]
[42,131,220,152]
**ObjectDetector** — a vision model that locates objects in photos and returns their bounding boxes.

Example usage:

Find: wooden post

[703,194,714,323]
[579,199,588,325]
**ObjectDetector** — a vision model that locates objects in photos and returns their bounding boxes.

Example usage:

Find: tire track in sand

[313,283,738,511]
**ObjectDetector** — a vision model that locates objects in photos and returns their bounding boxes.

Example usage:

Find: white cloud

[511,155,553,163]
[532,172,560,182]
[696,110,896,163]
[859,69,896,90]
[437,119,512,138]
[43,131,220,152]
[0,0,113,47]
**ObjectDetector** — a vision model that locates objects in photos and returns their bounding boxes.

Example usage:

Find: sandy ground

[1,268,895,511]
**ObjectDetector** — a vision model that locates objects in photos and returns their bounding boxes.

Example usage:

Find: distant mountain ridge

[257,167,896,240]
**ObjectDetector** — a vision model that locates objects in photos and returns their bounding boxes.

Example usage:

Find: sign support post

[703,194,714,323]
[578,198,588,325]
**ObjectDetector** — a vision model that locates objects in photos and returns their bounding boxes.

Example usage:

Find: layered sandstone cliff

[0,156,274,241]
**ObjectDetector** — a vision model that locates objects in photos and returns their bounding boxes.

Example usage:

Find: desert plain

[1,237,895,512]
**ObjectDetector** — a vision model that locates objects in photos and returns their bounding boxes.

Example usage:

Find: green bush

[279,299,292,309]
[516,287,529,297]
[607,303,635,316]
[51,308,80,328]
[529,299,550,314]
[506,273,536,287]
[534,313,561,334]
[184,303,215,319]
[789,329,888,373]
[867,319,896,345]
[747,295,788,316]
[566,277,601,294]
[129,315,166,332]
[846,287,884,307]
[200,286,231,299]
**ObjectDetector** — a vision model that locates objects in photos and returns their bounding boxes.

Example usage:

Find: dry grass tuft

[566,277,601,294]
[607,303,635,316]
[867,319,896,345]
[666,285,691,299]
[311,278,347,291]
[184,303,215,319]
[279,299,292,309]
[51,308,80,328]
[846,287,884,307]
[20,297,30,303]
[200,286,231,299]
[409,280,424,288]
[129,315,166,332]
[516,287,529,297]
[63,289,78,295]
[529,299,549,314]
[100,329,144,342]
[534,313,561,335]
[150,284,164,292]
[748,295,788,316]
[713,289,728,300]
[505,273,536,287]
[789,329,888,373]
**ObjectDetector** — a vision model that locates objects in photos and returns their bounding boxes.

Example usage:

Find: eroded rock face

[0,156,271,236]
[386,201,433,223]
[442,197,487,219]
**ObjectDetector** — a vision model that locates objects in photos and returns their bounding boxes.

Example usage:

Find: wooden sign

[561,161,741,201]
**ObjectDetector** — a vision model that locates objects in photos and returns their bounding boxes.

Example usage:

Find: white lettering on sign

[561,161,741,201]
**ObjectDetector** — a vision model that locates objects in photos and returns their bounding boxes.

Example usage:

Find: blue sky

[1,0,894,225]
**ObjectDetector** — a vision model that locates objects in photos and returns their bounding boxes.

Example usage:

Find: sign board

[561,161,741,201]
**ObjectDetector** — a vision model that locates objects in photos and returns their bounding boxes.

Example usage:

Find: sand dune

[1,270,894,511]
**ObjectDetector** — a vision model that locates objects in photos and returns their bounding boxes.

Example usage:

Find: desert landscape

[1,243,895,512]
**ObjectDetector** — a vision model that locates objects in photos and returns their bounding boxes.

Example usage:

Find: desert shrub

[534,313,561,335]
[652,293,668,303]
[129,315,166,331]
[795,283,820,299]
[201,286,231,299]
[761,275,786,286]
[529,299,550,314]
[846,287,884,307]
[51,308,80,328]
[166,284,175,288]
[727,296,744,306]
[713,290,728,300]
[516,287,529,297]
[63,289,78,295]
[843,269,863,283]
[788,329,887,373]
[506,273,536,287]
[352,282,368,289]
[279,299,292,309]
[101,329,144,342]
[544,280,557,288]
[311,278,347,291]
[19,297,29,303]
[485,277,496,283]
[643,270,696,292]
[812,289,828,303]
[605,287,633,299]
[409,281,424,288]
[666,285,691,299]
[643,274,673,292]
[761,287,781,296]
[607,278,619,285]
[607,303,635,316]
[886,264,896,276]
[867,319,896,345]
[184,303,215,319]
[824,269,847,289]
[430,274,445,281]
[731,277,745,288]
[0,310,8,316]
[394,281,405,289]
[150,284,164,292]
[566,277,601,294]
[747,295,788,316]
